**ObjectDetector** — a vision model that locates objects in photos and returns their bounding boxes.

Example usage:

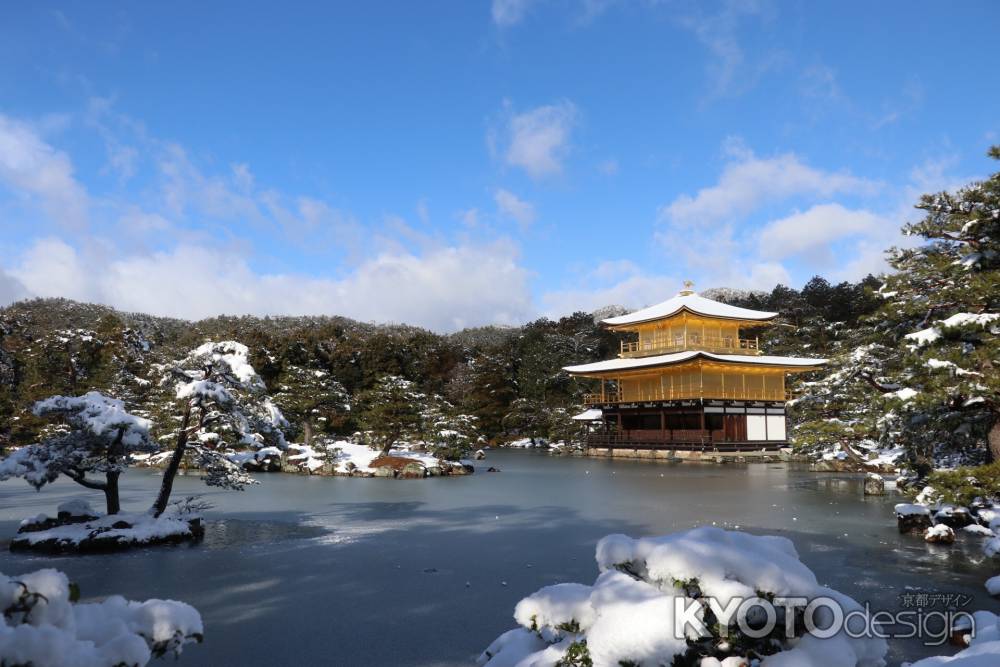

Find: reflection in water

[0,450,997,666]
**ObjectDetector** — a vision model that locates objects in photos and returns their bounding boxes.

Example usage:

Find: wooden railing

[583,387,786,405]
[620,335,759,358]
[585,432,783,451]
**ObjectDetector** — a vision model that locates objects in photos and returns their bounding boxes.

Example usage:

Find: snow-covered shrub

[0,567,202,666]
[923,463,1000,506]
[480,527,888,667]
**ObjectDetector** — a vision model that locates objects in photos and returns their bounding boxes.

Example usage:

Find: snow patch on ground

[327,441,441,473]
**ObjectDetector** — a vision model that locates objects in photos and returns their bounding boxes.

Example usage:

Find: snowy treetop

[32,392,151,447]
[186,341,264,390]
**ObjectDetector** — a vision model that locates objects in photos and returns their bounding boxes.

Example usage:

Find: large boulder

[373,465,397,478]
[399,462,427,479]
[896,504,933,534]
[864,473,885,496]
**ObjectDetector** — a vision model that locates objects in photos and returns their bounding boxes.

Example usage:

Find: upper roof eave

[600,292,778,328]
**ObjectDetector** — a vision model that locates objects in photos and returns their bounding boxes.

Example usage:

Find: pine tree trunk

[105,470,121,514]
[988,416,1000,463]
[303,420,313,445]
[152,405,192,517]
[104,426,126,515]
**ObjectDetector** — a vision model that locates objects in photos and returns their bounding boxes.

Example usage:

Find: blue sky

[0,1,997,330]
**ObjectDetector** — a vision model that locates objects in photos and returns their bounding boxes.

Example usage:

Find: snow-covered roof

[564,350,826,376]
[571,409,604,421]
[601,291,777,327]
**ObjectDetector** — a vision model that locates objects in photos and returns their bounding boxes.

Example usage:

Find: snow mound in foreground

[904,611,1000,666]
[480,527,888,667]
[0,568,202,667]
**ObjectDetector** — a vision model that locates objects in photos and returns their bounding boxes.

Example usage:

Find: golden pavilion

[564,284,826,450]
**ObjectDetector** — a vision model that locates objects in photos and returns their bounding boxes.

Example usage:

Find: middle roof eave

[563,350,828,376]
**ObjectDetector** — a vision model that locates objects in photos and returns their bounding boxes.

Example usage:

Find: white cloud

[676,0,781,100]
[660,149,878,227]
[745,261,792,289]
[499,101,577,179]
[492,0,536,27]
[494,188,536,227]
[0,114,89,228]
[7,238,534,332]
[757,203,889,259]
[542,271,681,317]
[597,158,619,175]
[0,106,538,331]
[652,141,909,290]
[0,270,29,305]
[10,238,93,301]
[457,207,481,228]
[542,256,791,316]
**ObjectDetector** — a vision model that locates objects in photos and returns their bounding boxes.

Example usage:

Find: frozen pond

[1,450,997,665]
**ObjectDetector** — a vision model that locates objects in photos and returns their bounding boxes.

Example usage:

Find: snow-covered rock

[11,511,204,554]
[985,536,1000,558]
[924,524,956,544]
[0,567,203,666]
[896,503,933,534]
[962,524,994,537]
[480,527,887,667]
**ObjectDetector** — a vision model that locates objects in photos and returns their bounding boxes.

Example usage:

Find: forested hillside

[0,278,876,452]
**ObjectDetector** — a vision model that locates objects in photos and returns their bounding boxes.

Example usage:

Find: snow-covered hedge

[0,568,202,666]
[480,527,887,667]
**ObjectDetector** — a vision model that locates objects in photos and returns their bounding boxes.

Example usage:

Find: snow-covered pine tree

[150,341,284,515]
[416,394,481,460]
[355,375,423,456]
[271,365,350,444]
[871,148,1000,469]
[0,392,153,514]
[797,147,1000,472]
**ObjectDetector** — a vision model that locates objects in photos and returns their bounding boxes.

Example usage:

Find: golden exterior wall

[609,362,786,402]
[619,313,761,357]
